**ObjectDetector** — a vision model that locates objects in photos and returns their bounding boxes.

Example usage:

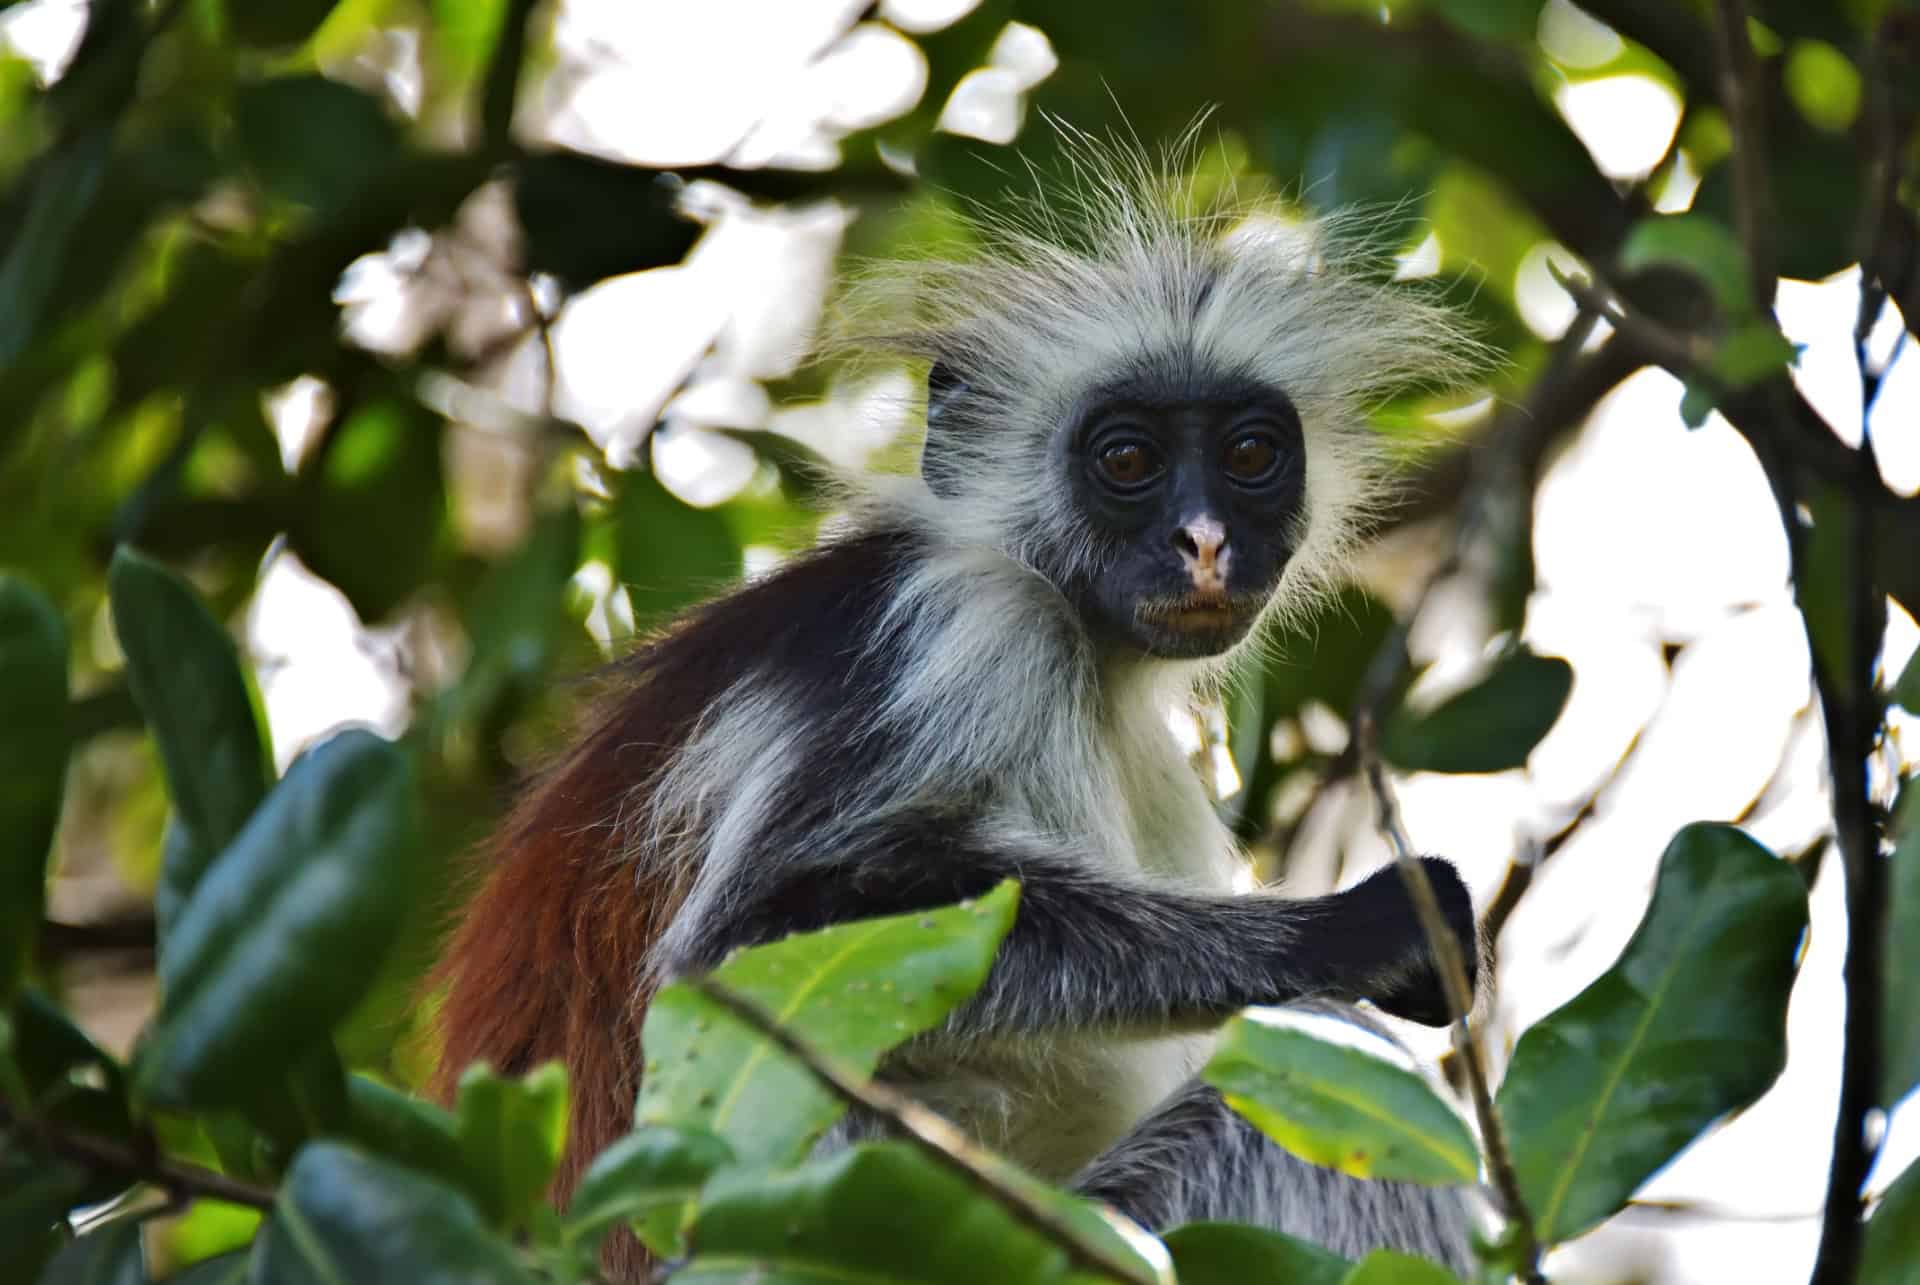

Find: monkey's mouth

[1135,591,1261,635]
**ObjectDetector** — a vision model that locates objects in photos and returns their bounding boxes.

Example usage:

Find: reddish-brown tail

[427,712,690,1281]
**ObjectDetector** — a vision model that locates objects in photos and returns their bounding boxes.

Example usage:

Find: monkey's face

[1056,373,1307,659]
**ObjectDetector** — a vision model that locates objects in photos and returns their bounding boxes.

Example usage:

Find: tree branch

[0,1101,276,1212]
[685,978,1160,1285]
[1709,0,1777,310]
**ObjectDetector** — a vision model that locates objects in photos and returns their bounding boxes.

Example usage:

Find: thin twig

[0,1102,277,1212]
[686,978,1160,1285]
[1355,717,1545,1285]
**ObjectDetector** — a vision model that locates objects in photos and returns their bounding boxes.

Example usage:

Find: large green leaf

[106,549,271,940]
[1203,1018,1479,1187]
[33,1217,145,1285]
[0,577,67,1001]
[677,1142,1150,1285]
[1163,1222,1353,1285]
[1863,1154,1920,1284]
[134,730,420,1110]
[343,1074,466,1193]
[1382,649,1572,775]
[615,469,742,627]
[0,128,111,370]
[1884,780,1920,1107]
[563,1125,735,1260]
[636,882,1019,1164]
[250,1143,532,1285]
[450,1062,568,1233]
[1496,823,1808,1244]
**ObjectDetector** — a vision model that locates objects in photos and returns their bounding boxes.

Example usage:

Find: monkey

[429,136,1486,1279]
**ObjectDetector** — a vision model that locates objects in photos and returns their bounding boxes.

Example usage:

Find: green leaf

[1340,1249,1463,1284]
[1784,39,1863,133]
[563,1125,734,1258]
[250,1142,533,1285]
[234,77,398,217]
[0,128,111,370]
[1620,214,1754,317]
[1884,780,1920,1106]
[1709,322,1798,390]
[0,1148,90,1281]
[1890,648,1920,714]
[0,577,68,1001]
[290,396,446,623]
[678,1142,1150,1285]
[1863,1153,1920,1284]
[228,0,339,48]
[134,731,420,1110]
[1164,1222,1353,1285]
[1496,822,1809,1244]
[344,1074,466,1191]
[636,882,1019,1165]
[1427,0,1540,42]
[1679,381,1717,428]
[106,548,271,941]
[615,469,742,627]
[162,1249,249,1284]
[435,504,581,735]
[8,990,131,1151]
[34,1217,146,1285]
[1381,649,1572,775]
[1203,1017,1479,1186]
[450,1061,569,1232]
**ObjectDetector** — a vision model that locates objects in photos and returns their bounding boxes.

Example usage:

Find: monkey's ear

[921,360,969,499]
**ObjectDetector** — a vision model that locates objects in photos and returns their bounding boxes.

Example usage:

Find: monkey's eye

[1223,432,1282,485]
[1096,440,1163,491]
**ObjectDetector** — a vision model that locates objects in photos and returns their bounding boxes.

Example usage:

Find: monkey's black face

[1056,373,1307,658]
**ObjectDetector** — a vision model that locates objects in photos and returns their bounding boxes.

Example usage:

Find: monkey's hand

[1339,858,1480,1028]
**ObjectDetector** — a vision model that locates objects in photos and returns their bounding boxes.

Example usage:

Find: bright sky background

[7,1,1916,1280]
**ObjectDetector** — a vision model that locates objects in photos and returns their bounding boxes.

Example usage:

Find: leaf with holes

[635,882,1018,1165]
[1204,1018,1479,1186]
[1496,823,1808,1244]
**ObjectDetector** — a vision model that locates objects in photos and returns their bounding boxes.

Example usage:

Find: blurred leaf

[615,469,742,627]
[428,0,510,96]
[1784,39,1863,132]
[563,1125,734,1259]
[636,882,1019,1165]
[678,1142,1151,1285]
[1890,645,1920,714]
[1679,380,1717,428]
[250,1143,533,1285]
[450,1061,568,1233]
[1382,648,1572,774]
[1863,1152,1920,1284]
[1427,0,1541,42]
[107,549,271,941]
[1497,823,1808,1243]
[1885,780,1920,1106]
[1204,1018,1479,1186]
[162,1249,249,1283]
[1163,1222,1353,1285]
[513,151,699,289]
[228,0,340,48]
[1264,586,1397,722]
[135,730,419,1111]
[714,428,836,510]
[0,577,68,1001]
[290,396,446,622]
[234,76,397,217]
[1620,214,1753,317]
[33,1217,146,1285]
[1795,487,1875,703]
[344,1073,466,1190]
[0,128,111,370]
[1691,124,1862,281]
[1710,322,1798,389]
[1340,1250,1463,1284]
[0,1144,90,1281]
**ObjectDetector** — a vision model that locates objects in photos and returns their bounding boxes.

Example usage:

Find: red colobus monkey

[431,139,1485,1280]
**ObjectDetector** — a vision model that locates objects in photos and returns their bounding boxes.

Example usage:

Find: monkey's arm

[661,819,1476,1034]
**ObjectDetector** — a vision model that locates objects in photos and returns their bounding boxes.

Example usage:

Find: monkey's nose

[1172,517,1231,592]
